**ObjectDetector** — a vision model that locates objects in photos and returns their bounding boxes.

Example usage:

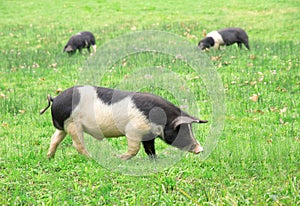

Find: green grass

[1,0,300,205]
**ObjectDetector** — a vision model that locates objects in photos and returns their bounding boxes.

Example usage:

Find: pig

[198,28,250,50]
[63,31,97,55]
[40,86,208,160]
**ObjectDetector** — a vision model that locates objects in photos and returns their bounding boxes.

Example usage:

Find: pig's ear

[172,116,208,129]
[149,107,167,126]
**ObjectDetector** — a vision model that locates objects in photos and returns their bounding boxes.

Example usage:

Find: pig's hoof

[82,152,91,158]
[77,150,91,158]
[117,153,134,160]
[47,153,54,159]
[148,154,157,161]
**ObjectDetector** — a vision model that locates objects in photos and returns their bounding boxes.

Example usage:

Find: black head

[63,44,75,52]
[197,37,215,50]
[63,45,76,56]
[163,116,208,152]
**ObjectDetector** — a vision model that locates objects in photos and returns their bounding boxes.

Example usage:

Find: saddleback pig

[63,31,96,55]
[40,86,208,160]
[198,27,250,50]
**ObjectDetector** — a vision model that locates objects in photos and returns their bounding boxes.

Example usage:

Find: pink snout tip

[193,144,204,154]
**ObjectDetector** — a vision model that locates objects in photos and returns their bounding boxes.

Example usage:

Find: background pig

[40,86,208,160]
[63,31,97,55]
[198,27,250,50]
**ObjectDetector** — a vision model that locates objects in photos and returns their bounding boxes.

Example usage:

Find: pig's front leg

[142,139,157,159]
[87,46,91,53]
[118,136,141,160]
[214,43,220,50]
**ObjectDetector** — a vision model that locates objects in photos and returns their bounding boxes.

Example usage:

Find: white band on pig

[206,31,225,45]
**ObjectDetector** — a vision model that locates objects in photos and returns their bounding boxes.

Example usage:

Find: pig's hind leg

[238,42,243,49]
[239,37,250,50]
[92,44,97,53]
[66,122,90,157]
[244,41,250,50]
[47,129,67,158]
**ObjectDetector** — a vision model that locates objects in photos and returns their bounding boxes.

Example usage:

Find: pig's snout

[197,44,204,50]
[191,144,204,154]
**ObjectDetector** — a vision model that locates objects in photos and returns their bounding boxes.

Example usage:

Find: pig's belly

[81,119,125,139]
[81,116,152,140]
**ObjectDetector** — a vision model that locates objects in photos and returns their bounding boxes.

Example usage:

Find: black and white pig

[63,31,97,55]
[40,86,208,160]
[198,28,250,50]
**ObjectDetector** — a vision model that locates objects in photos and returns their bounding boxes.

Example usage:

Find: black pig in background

[63,31,97,55]
[198,28,250,50]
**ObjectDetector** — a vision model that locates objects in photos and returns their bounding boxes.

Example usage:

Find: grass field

[1,0,300,205]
